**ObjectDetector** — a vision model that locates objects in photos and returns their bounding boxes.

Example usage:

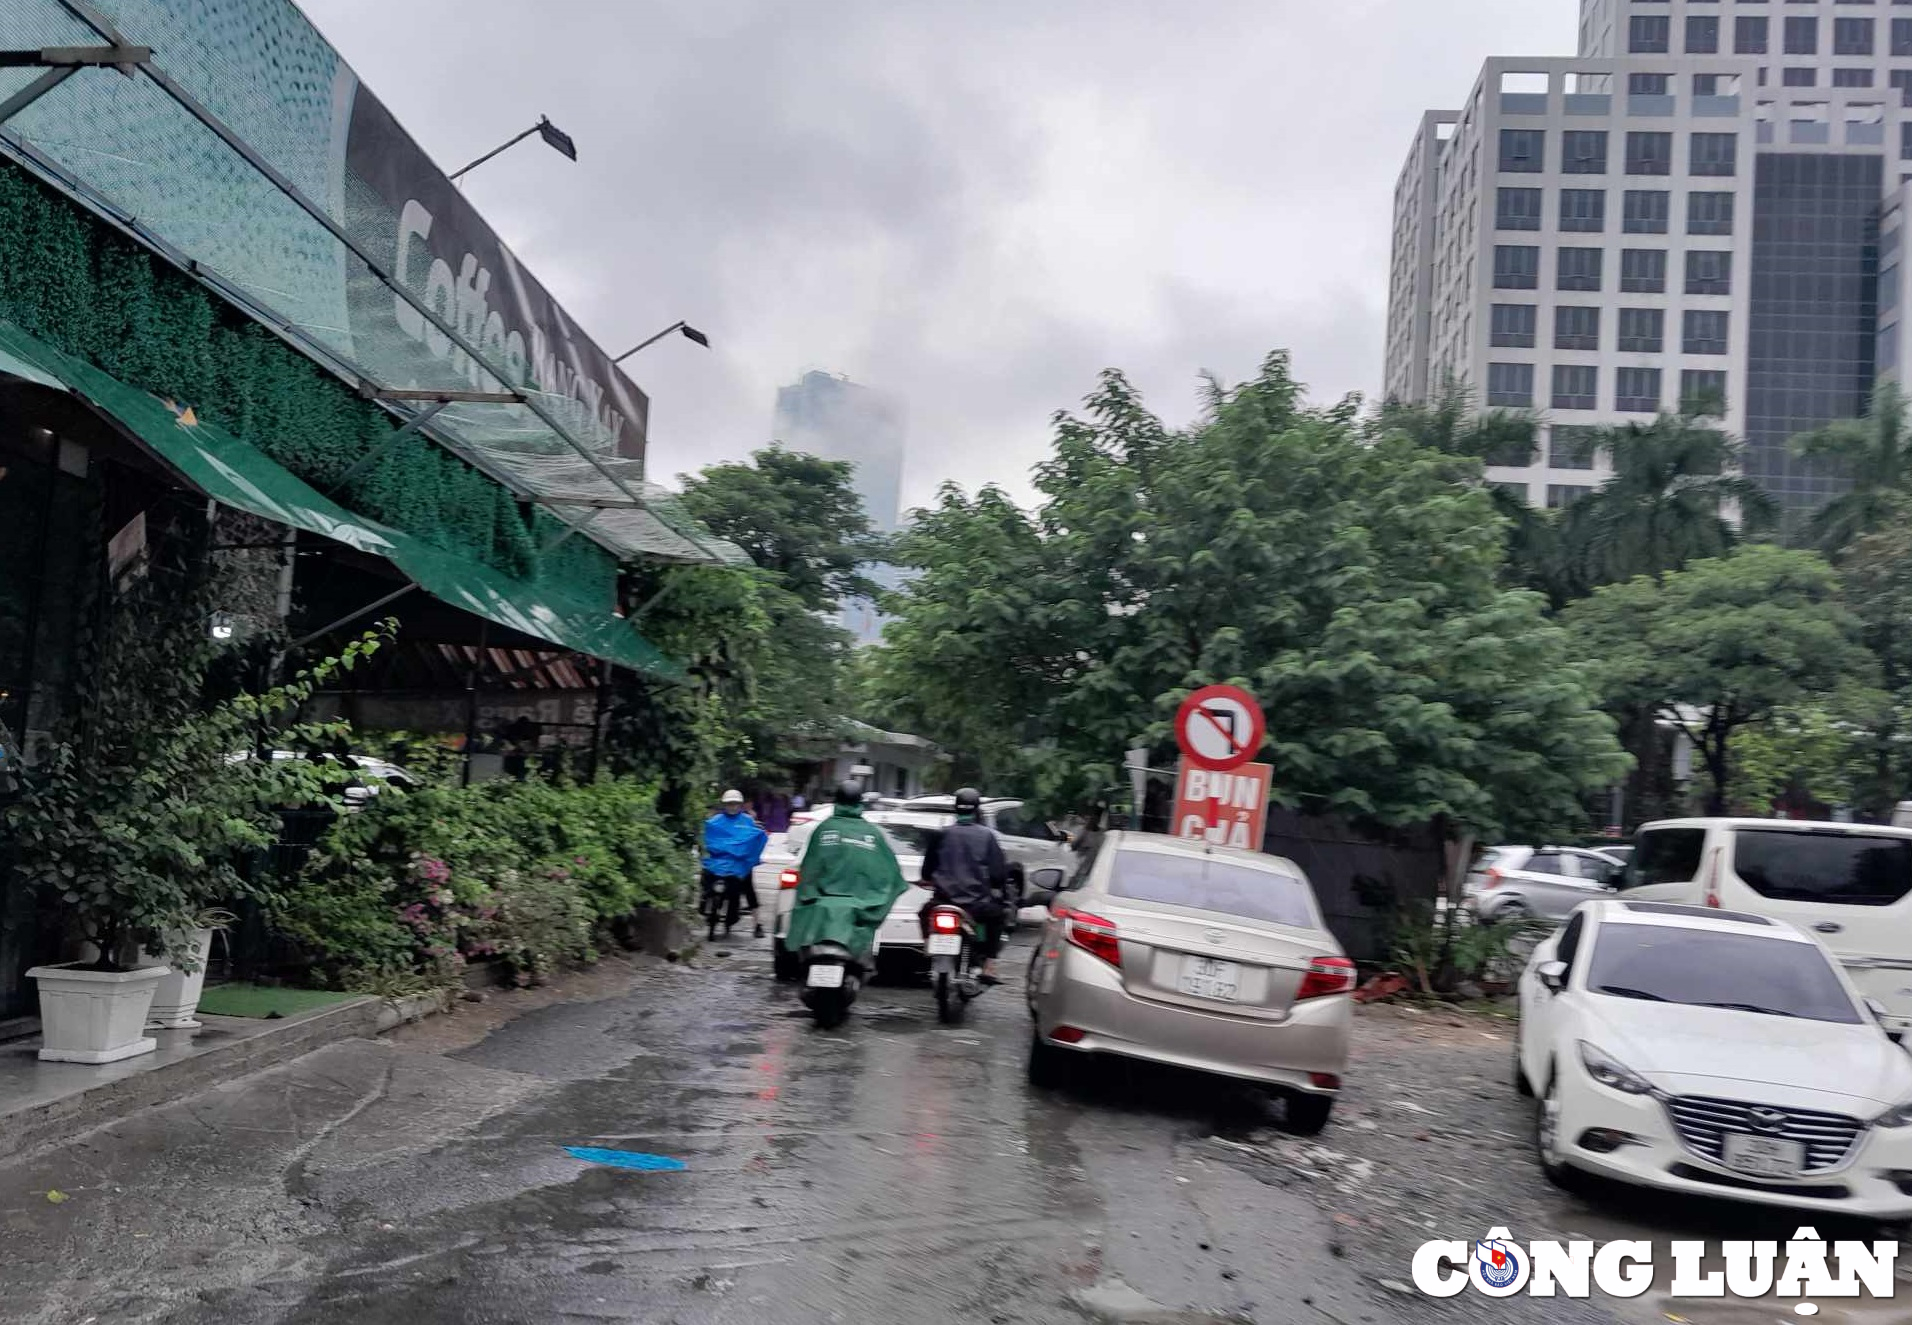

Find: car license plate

[1178,956,1241,1002]
[1721,1132,1805,1178]
[926,934,963,956]
[806,964,846,989]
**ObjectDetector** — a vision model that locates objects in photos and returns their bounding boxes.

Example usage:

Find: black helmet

[834,779,864,807]
[953,787,983,816]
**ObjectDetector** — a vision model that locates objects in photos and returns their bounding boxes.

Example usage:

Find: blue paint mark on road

[564,1146,687,1173]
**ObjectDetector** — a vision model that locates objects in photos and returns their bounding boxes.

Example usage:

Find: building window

[1784,66,1820,87]
[1562,130,1610,174]
[1684,309,1731,355]
[1621,248,1669,292]
[1547,484,1594,509]
[1616,367,1665,413]
[1617,307,1665,352]
[1688,191,1736,235]
[1687,14,1722,54]
[1557,246,1605,291]
[1556,305,1603,350]
[1681,369,1728,414]
[1785,14,1819,55]
[1834,16,1875,56]
[1490,303,1538,348]
[1494,245,1541,289]
[1497,186,1543,230]
[1895,17,1912,57]
[1488,362,1536,408]
[1553,364,1599,411]
[1499,128,1545,173]
[1834,68,1877,88]
[1627,131,1674,175]
[1686,249,1734,294]
[1631,14,1672,53]
[1736,15,1770,55]
[1624,189,1671,233]
[1550,425,1599,470]
[1893,69,1912,107]
[1560,188,1607,232]
[1690,133,1739,177]
[1629,72,1672,96]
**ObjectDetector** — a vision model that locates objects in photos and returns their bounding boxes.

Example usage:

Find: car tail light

[1308,1072,1341,1090]
[1296,956,1357,1000]
[779,868,800,890]
[1058,908,1121,969]
[1702,848,1722,908]
[930,909,963,934]
[1483,867,1504,891]
[1050,1025,1087,1044]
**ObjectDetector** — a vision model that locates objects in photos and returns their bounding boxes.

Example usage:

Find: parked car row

[1514,815,1912,1220]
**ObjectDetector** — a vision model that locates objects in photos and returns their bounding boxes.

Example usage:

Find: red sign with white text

[1172,761,1272,850]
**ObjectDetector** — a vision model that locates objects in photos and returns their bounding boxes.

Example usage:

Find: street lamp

[449,115,578,182]
[612,321,710,364]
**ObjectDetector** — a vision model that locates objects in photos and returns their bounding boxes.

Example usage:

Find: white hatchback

[1517,899,1912,1218]
[767,812,936,981]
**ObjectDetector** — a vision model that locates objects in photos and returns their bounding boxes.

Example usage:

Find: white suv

[1619,818,1912,1034]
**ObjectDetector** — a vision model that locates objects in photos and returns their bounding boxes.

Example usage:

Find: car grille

[1664,1096,1865,1173]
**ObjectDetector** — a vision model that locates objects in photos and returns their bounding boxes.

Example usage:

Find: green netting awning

[0,318,681,680]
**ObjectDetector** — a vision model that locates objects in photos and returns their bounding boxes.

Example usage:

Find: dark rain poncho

[784,806,909,958]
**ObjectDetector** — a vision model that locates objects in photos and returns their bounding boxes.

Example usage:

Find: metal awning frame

[0,0,731,567]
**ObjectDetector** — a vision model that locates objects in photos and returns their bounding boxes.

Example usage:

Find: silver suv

[1467,845,1625,922]
[896,795,1075,893]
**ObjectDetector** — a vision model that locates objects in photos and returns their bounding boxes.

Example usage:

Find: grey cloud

[302,0,1573,511]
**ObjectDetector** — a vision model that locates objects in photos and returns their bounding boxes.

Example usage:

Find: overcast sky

[300,0,1573,511]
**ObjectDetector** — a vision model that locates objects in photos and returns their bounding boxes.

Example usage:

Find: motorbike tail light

[779,868,800,890]
[1296,956,1357,1000]
[1062,910,1121,969]
[1483,867,1504,891]
[930,909,963,933]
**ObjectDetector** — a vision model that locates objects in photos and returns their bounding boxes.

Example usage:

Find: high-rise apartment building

[1385,0,1912,514]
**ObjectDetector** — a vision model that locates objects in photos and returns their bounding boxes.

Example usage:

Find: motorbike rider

[700,788,770,938]
[784,779,910,964]
[920,786,1011,985]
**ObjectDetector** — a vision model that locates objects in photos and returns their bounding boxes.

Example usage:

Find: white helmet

[720,788,745,805]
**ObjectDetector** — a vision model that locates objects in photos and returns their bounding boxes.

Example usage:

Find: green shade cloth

[0,317,680,680]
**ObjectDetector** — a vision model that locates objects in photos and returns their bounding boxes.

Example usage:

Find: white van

[1620,818,1912,1033]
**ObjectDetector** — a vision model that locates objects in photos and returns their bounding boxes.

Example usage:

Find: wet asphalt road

[7,931,1876,1325]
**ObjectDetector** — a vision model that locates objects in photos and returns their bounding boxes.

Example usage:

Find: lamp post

[612,321,710,364]
[449,115,578,183]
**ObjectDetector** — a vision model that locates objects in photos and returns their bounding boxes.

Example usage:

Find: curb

[0,989,452,1165]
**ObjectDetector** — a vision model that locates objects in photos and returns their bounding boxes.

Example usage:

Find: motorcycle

[799,940,866,1029]
[925,903,984,1024]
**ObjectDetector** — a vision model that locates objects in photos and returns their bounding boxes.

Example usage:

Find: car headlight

[1876,1102,1912,1129]
[1578,1041,1655,1096]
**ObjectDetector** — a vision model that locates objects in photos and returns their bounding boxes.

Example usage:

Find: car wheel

[1534,1069,1583,1192]
[1285,1092,1333,1136]
[1495,898,1531,922]
[1513,1025,1533,1097]
[772,941,801,983]
[1027,1032,1071,1090]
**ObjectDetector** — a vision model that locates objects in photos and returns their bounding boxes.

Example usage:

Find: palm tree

[1574,412,1777,585]
[1375,374,1538,466]
[1789,380,1912,557]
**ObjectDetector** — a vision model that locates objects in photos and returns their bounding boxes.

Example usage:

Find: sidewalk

[0,991,441,1164]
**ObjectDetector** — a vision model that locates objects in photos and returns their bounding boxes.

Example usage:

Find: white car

[1517,898,1912,1218]
[768,811,937,981]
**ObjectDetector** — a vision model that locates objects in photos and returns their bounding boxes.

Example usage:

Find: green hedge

[0,160,617,600]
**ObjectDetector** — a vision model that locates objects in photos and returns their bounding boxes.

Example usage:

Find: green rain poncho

[784,805,910,957]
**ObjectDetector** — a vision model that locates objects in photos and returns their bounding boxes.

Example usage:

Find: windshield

[881,825,934,855]
[1733,829,1912,907]
[1586,923,1862,1023]
[1108,851,1318,930]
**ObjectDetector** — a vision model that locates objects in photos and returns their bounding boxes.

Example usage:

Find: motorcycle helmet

[953,787,983,817]
[834,778,865,807]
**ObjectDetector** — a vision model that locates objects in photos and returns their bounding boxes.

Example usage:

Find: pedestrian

[700,789,770,938]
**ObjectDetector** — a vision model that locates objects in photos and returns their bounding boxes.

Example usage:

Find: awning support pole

[286,582,417,653]
[322,400,451,498]
[540,509,601,553]
[0,66,77,124]
[461,622,488,789]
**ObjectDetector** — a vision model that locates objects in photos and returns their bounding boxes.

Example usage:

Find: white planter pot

[26,963,168,1064]
[146,927,215,1030]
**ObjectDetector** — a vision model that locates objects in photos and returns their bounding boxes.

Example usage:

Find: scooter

[799,940,867,1029]
[925,903,985,1024]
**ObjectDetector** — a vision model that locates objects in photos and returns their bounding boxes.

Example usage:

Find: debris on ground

[1352,972,1409,1004]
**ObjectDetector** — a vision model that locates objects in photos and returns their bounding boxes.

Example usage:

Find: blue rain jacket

[702,810,769,878]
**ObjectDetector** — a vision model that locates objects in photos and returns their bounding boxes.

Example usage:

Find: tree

[872,354,1629,842]
[1570,412,1776,586]
[1373,375,1538,466]
[1790,380,1912,558]
[1564,545,1874,815]
[1836,494,1912,813]
[677,448,888,613]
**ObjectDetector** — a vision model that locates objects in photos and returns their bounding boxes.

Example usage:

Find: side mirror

[1025,867,1065,909]
[1868,999,1905,1044]
[1538,960,1568,993]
